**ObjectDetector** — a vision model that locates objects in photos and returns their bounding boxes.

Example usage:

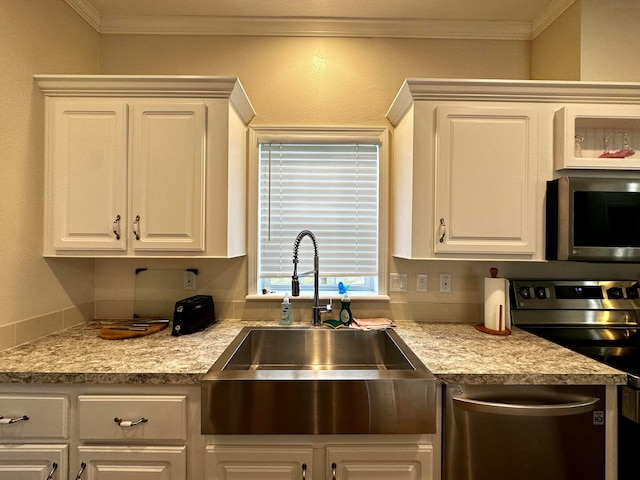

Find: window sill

[245,294,391,302]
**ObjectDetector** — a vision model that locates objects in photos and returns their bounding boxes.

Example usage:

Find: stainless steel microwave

[547,176,640,262]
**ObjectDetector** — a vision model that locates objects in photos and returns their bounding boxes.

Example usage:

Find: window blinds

[259,143,379,278]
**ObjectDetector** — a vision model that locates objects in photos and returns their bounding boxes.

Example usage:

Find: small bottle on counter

[338,282,353,326]
[280,295,292,325]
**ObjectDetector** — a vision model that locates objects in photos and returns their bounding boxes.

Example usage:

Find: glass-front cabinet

[555,105,640,170]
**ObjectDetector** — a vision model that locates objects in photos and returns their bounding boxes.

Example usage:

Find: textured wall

[99,35,531,126]
[0,0,99,344]
[531,1,582,80]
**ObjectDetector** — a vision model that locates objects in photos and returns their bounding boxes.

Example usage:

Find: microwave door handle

[452,396,598,417]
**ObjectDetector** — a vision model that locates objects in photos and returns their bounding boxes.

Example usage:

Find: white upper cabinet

[386,79,552,261]
[555,105,640,170]
[434,105,538,255]
[36,75,255,258]
[387,79,640,261]
[129,102,206,252]
[49,100,129,252]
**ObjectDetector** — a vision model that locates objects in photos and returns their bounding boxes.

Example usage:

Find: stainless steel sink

[201,327,437,434]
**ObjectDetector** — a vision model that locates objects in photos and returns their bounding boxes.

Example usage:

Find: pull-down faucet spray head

[292,229,318,297]
[291,229,329,326]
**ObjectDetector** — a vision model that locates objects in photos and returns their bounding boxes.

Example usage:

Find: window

[248,127,389,297]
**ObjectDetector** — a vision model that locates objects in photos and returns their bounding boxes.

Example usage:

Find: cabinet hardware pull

[0,415,29,424]
[439,217,447,243]
[114,416,148,427]
[46,462,58,480]
[75,462,86,480]
[331,462,337,480]
[452,396,599,417]
[112,215,121,240]
[301,462,307,479]
[132,215,141,240]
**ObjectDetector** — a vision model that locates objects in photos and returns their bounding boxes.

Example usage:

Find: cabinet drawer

[78,395,187,441]
[0,395,68,439]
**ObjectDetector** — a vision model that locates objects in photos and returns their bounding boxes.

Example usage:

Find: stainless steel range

[510,279,640,480]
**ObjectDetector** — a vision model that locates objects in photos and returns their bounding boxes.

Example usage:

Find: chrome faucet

[292,230,332,326]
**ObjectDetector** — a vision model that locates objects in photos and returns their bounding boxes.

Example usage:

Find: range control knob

[534,286,547,299]
[518,287,531,299]
[627,287,639,299]
[607,287,624,299]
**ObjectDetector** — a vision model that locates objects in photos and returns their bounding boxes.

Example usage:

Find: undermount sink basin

[201,327,437,435]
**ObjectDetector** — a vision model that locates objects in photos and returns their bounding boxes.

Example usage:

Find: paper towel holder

[475,268,512,336]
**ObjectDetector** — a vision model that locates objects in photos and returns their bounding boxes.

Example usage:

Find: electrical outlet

[183,270,197,291]
[439,273,452,293]
[416,274,428,292]
[389,273,407,293]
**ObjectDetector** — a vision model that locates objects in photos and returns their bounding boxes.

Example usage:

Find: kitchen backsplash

[93,258,640,324]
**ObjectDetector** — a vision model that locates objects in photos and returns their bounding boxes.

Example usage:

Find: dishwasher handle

[452,396,599,417]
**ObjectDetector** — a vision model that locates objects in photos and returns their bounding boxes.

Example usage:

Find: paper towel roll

[484,277,508,332]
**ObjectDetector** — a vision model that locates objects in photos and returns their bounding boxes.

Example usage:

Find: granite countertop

[0,319,627,386]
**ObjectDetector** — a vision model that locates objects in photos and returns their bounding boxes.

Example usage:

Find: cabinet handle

[112,215,121,240]
[46,462,58,480]
[132,215,141,240]
[331,462,337,480]
[75,462,86,480]
[0,415,29,424]
[301,463,307,479]
[114,416,148,427]
[452,396,599,417]
[438,217,447,243]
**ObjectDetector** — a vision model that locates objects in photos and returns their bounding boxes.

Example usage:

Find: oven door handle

[452,396,599,417]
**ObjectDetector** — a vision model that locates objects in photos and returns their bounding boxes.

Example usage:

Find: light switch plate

[390,273,407,292]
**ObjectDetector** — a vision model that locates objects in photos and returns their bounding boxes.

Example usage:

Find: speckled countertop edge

[0,319,627,386]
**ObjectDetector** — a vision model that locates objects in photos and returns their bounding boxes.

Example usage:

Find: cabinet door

[76,445,186,480]
[48,100,128,252]
[555,105,640,170]
[205,445,313,480]
[0,444,67,480]
[434,105,538,255]
[130,102,206,252]
[327,445,433,480]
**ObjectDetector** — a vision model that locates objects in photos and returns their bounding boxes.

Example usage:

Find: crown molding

[386,78,640,125]
[35,74,256,122]
[531,0,576,39]
[99,16,532,40]
[64,0,571,40]
[64,0,530,40]
[64,0,101,31]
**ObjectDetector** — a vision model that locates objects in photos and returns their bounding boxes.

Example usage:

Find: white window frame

[247,126,389,299]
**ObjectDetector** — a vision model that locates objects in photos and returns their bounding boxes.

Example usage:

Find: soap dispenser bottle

[338,282,353,326]
[280,295,292,326]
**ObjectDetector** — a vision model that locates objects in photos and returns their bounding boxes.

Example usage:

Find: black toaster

[172,295,216,336]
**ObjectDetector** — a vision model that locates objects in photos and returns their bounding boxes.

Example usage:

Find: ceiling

[64,0,575,40]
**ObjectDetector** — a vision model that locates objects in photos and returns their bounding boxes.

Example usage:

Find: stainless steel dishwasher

[444,384,606,480]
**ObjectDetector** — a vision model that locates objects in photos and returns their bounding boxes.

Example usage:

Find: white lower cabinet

[77,445,186,480]
[205,442,434,480]
[76,394,189,480]
[327,445,433,480]
[0,394,69,480]
[205,445,314,480]
[0,385,439,480]
[0,444,67,480]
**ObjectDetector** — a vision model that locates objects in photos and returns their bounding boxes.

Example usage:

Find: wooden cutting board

[92,321,169,340]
